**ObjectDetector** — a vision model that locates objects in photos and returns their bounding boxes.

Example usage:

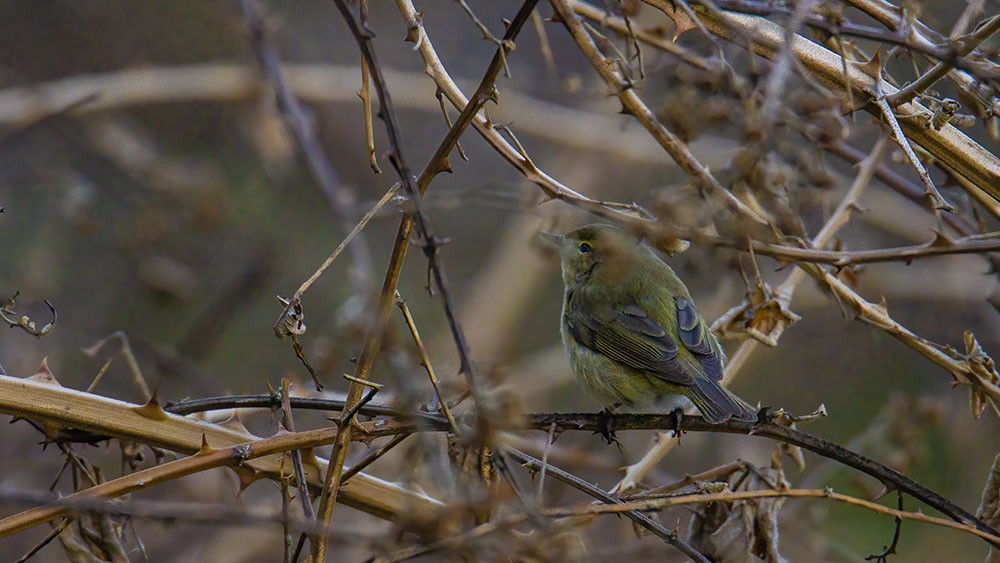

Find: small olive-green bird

[548,223,756,423]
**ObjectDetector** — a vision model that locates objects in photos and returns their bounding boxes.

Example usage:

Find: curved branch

[150,393,1000,545]
[546,488,1000,545]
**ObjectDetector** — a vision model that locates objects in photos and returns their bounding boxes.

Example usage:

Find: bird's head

[542,223,642,287]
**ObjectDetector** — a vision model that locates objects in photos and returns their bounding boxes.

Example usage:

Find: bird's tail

[688,377,757,423]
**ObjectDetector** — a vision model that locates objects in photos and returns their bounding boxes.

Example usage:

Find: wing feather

[566,297,695,386]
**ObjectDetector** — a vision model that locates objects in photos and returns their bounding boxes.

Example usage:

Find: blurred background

[0,1,998,561]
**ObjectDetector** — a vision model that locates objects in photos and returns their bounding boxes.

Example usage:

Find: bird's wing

[565,296,711,387]
[673,296,724,381]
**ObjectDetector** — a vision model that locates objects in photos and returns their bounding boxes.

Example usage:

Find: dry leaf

[689,467,788,562]
[712,280,801,346]
[960,331,1000,419]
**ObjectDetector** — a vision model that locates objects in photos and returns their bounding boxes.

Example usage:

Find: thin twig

[289,334,323,391]
[874,88,954,212]
[278,182,399,309]
[866,492,904,561]
[536,423,557,503]
[358,0,382,174]
[508,449,711,563]
[700,230,1000,266]
[341,434,411,483]
[80,331,151,401]
[13,519,70,563]
[241,0,373,288]
[541,487,1000,545]
[887,15,1000,106]
[279,379,316,521]
[394,291,459,434]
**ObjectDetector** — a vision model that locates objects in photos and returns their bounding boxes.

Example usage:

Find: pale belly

[561,328,693,414]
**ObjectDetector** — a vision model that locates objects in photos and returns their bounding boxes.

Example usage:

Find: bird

[545,223,757,425]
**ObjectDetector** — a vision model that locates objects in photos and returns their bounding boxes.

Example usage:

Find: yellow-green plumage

[552,224,755,423]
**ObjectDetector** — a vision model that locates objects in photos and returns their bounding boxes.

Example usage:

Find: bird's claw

[595,409,619,445]
[671,408,684,443]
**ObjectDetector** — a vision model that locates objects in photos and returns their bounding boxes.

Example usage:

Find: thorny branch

[550,0,771,229]
[155,393,1000,544]
[4,382,998,551]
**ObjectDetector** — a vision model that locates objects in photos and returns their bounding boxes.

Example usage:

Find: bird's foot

[595,408,619,445]
[670,408,684,443]
[754,406,771,428]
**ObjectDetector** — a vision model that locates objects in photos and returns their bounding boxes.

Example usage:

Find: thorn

[132,391,169,421]
[404,12,423,44]
[197,434,214,455]
[232,466,261,494]
[928,229,956,247]
[852,47,883,79]
[27,357,61,386]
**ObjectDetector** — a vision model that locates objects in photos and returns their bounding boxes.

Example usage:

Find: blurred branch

[0,64,706,165]
[312,2,540,559]
[551,0,770,228]
[508,449,711,562]
[642,1,1000,206]
[0,488,322,536]
[0,91,96,149]
[568,0,717,71]
[241,0,374,290]
[0,425,349,537]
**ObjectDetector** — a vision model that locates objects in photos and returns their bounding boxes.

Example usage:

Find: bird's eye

[577,242,592,254]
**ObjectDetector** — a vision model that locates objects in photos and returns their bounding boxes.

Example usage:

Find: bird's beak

[538,231,563,247]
